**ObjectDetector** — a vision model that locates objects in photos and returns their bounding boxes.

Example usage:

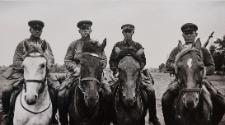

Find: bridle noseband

[175,48,204,95]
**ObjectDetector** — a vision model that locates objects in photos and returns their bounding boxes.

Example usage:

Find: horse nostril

[186,100,194,108]
[34,95,38,100]
[195,97,199,103]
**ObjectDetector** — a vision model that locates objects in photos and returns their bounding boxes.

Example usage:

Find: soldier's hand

[113,70,119,78]
[73,65,81,76]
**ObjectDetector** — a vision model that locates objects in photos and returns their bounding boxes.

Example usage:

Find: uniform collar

[81,35,90,41]
[29,36,41,43]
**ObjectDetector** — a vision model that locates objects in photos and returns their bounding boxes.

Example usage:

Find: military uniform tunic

[64,37,107,72]
[109,39,146,74]
[13,37,54,68]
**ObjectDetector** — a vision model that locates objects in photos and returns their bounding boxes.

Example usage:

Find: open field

[0,72,225,125]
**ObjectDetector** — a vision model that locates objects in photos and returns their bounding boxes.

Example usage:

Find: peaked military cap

[28,20,44,30]
[121,24,135,32]
[77,20,92,30]
[181,23,198,33]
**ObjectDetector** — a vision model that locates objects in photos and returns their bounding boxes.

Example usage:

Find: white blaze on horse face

[187,58,193,69]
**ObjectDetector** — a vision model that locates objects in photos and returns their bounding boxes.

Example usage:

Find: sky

[0,0,225,68]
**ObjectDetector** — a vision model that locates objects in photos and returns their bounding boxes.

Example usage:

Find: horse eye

[40,63,45,68]
[74,58,81,64]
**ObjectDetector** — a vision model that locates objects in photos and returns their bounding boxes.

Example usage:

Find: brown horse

[167,40,213,125]
[59,40,110,125]
[111,48,150,125]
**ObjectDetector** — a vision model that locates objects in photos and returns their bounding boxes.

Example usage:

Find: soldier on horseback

[1,20,60,125]
[57,20,111,124]
[162,23,225,125]
[109,24,161,125]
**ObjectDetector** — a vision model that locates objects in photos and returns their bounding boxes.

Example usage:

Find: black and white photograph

[0,0,225,125]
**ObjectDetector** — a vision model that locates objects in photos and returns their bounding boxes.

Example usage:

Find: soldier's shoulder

[90,39,100,44]
[114,41,123,46]
[132,40,143,47]
[171,46,180,51]
[16,38,29,47]
[69,39,80,46]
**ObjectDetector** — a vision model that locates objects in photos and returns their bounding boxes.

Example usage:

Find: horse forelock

[175,48,202,74]
[118,56,140,70]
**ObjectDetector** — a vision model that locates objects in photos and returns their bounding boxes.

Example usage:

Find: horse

[13,50,53,125]
[164,40,213,125]
[111,47,151,125]
[59,39,110,125]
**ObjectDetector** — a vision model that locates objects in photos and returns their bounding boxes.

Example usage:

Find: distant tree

[214,36,225,55]
[158,63,166,73]
[209,35,225,74]
[209,44,216,55]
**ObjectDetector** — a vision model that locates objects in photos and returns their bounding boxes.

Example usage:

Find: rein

[74,77,101,122]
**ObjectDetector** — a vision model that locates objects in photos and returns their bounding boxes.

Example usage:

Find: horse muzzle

[84,94,99,108]
[182,92,200,109]
[25,94,38,105]
[123,96,137,107]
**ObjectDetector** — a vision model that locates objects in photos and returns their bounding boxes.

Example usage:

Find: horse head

[115,47,143,107]
[175,39,205,110]
[75,39,106,108]
[22,49,47,105]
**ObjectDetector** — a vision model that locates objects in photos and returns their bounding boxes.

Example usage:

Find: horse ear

[195,38,202,50]
[136,48,144,56]
[114,47,121,54]
[24,41,29,52]
[178,40,183,51]
[99,38,107,51]
[41,40,47,52]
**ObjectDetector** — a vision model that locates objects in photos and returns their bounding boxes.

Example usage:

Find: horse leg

[57,89,70,125]
[211,94,225,125]
[147,89,161,125]
[162,90,177,125]
[48,87,58,124]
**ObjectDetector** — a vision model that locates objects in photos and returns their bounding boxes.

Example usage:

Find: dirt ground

[0,72,225,125]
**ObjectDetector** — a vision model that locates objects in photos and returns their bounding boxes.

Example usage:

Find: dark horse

[58,39,110,125]
[163,40,214,125]
[111,47,152,125]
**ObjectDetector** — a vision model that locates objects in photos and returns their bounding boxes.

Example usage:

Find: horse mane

[116,48,142,63]
[174,47,203,74]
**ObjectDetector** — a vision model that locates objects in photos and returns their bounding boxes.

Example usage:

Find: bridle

[77,52,103,92]
[21,52,50,114]
[22,52,48,93]
[175,48,204,96]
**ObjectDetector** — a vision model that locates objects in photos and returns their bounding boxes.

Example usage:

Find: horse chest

[13,93,53,125]
[114,95,146,125]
